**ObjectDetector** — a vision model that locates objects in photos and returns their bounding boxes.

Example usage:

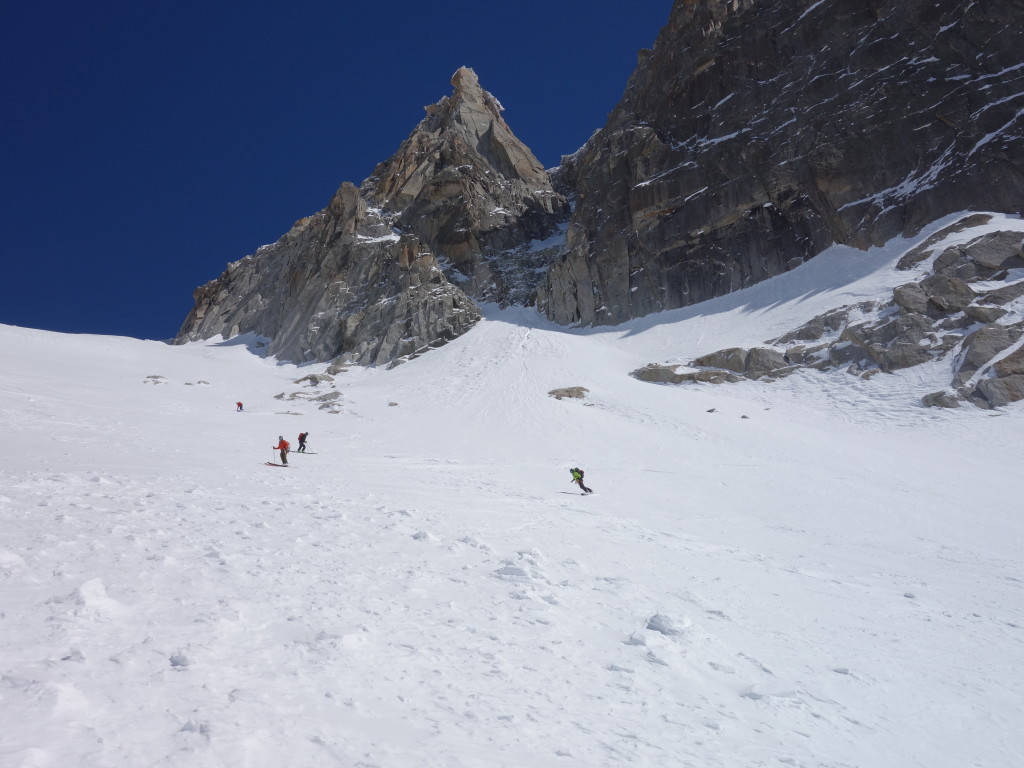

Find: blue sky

[1,1,672,340]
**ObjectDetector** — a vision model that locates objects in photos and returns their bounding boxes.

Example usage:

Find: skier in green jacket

[570,467,592,494]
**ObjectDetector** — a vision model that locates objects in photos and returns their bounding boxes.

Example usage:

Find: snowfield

[1,215,1022,768]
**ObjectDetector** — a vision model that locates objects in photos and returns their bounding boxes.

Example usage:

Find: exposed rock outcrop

[176,182,479,365]
[631,363,741,385]
[363,66,569,306]
[176,68,566,364]
[638,220,1024,408]
[921,391,961,409]
[692,347,792,380]
[548,387,589,400]
[539,0,1024,326]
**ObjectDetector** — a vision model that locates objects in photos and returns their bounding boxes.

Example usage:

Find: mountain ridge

[176,66,567,365]
[176,0,1024,370]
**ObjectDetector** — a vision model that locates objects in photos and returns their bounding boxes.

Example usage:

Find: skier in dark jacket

[570,467,592,494]
[297,432,309,453]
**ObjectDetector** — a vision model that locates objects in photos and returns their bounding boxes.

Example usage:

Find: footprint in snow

[458,536,492,552]
[47,578,124,616]
[169,651,191,668]
[0,550,25,573]
[644,651,670,667]
[493,564,534,583]
[179,719,208,735]
[645,613,691,637]
[740,684,798,700]
[492,550,548,584]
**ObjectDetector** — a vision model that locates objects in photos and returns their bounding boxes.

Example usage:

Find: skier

[297,432,309,453]
[236,401,244,412]
[274,436,290,465]
[570,467,592,494]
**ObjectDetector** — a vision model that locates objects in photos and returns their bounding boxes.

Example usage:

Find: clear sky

[1,1,673,340]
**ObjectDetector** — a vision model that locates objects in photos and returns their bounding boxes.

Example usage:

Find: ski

[264,462,289,467]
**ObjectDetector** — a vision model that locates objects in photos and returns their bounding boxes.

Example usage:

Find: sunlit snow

[1,215,1022,768]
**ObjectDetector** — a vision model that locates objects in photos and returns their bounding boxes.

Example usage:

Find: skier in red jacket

[273,436,290,465]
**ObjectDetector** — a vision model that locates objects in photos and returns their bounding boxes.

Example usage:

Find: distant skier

[297,432,309,453]
[570,467,592,494]
[274,436,290,465]
[236,401,244,412]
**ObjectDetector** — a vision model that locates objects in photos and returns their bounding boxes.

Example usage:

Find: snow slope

[1,215,1022,768]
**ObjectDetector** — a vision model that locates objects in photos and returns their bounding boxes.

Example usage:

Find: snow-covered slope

[2,217,1022,768]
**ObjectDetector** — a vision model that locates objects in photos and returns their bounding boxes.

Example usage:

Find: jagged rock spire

[368,66,552,209]
[175,66,566,365]
[364,67,568,297]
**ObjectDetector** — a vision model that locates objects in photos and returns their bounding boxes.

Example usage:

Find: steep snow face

[2,217,1023,767]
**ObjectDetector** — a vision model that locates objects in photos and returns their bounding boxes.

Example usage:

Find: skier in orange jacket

[273,436,290,465]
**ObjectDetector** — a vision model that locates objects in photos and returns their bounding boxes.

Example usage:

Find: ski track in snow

[1,215,1023,767]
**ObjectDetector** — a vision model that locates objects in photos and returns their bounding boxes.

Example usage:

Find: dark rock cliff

[538,0,1024,325]
[175,183,479,365]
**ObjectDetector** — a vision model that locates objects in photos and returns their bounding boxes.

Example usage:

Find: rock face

[548,386,589,400]
[539,0,1024,326]
[362,66,569,306]
[631,363,741,385]
[176,183,479,365]
[176,67,566,365]
[644,218,1024,409]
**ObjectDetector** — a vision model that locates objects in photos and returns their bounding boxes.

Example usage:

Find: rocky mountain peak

[177,2,1022,373]
[366,66,553,210]
[175,67,567,367]
[363,66,568,301]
